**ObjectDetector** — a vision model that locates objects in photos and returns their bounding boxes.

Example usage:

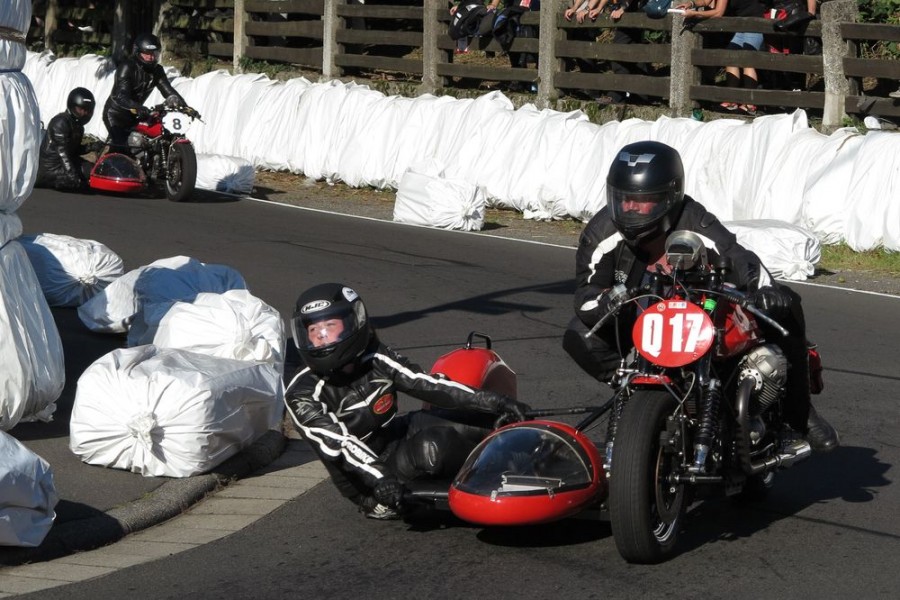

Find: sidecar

[448,420,606,526]
[88,152,145,194]
[417,332,608,526]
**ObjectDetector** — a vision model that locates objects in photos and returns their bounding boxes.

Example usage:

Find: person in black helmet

[562,140,838,452]
[35,87,98,191]
[284,283,531,520]
[102,32,186,151]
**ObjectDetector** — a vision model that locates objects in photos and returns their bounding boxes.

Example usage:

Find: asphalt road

[12,188,900,598]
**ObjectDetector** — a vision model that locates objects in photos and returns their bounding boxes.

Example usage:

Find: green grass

[819,244,900,276]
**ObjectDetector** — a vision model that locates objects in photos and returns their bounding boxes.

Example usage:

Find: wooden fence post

[234,0,247,74]
[536,0,560,108]
[821,0,859,132]
[44,0,58,52]
[668,14,698,118]
[419,0,440,95]
[322,0,340,80]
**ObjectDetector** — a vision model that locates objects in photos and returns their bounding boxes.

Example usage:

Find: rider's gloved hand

[373,476,406,509]
[165,94,183,109]
[752,285,793,319]
[497,397,531,425]
[135,105,151,120]
[594,284,629,317]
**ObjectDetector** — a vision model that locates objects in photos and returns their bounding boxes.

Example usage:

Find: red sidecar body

[428,333,607,526]
[88,152,145,194]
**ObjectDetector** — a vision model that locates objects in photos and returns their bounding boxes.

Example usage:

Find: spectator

[678,0,768,115]
[503,0,541,82]
[763,0,818,92]
[563,0,601,77]
[595,0,651,105]
[449,0,501,54]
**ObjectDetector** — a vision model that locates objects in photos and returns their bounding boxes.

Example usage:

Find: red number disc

[632,300,715,368]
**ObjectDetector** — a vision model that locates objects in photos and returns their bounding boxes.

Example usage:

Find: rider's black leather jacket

[36,111,86,187]
[284,337,509,488]
[573,196,770,329]
[102,57,183,127]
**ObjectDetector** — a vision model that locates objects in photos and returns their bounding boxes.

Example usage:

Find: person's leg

[562,315,629,383]
[388,411,489,481]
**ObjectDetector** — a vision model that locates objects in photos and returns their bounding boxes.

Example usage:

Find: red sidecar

[88,152,145,194]
[428,332,608,526]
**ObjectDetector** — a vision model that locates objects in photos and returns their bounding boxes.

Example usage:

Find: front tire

[165,141,197,202]
[608,390,686,564]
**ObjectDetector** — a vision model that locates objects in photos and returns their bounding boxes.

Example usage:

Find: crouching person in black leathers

[562,141,839,452]
[35,87,97,192]
[284,283,531,519]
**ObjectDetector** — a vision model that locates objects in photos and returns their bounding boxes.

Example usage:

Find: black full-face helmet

[291,283,372,375]
[66,87,95,125]
[606,141,686,243]
[133,33,161,70]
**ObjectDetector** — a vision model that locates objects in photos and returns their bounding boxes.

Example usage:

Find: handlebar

[584,279,790,339]
[144,103,203,121]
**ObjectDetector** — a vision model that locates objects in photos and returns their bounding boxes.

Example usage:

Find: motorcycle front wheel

[165,141,197,202]
[608,390,686,564]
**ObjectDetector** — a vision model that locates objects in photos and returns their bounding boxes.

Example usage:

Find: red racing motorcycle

[89,103,201,202]
[429,231,814,565]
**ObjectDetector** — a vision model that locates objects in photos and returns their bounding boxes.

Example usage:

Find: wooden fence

[26,0,900,129]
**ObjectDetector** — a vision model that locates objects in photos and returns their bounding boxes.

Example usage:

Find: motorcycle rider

[102,32,186,151]
[562,140,839,452]
[35,87,97,191]
[284,283,531,519]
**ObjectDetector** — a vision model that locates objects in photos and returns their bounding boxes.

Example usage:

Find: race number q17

[632,300,715,368]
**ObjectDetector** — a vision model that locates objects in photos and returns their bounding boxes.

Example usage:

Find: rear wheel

[608,390,686,564]
[165,141,197,202]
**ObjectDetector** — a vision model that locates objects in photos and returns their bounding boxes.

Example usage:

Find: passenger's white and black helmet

[291,283,372,375]
[606,141,686,243]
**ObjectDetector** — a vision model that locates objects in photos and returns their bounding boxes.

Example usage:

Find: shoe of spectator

[720,102,739,111]
[740,104,758,116]
[454,47,470,55]
[889,88,900,99]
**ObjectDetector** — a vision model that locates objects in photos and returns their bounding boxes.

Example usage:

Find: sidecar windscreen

[449,422,605,526]
[89,153,145,193]
[454,425,592,495]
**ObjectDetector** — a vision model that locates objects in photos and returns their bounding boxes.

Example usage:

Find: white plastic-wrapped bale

[20,232,125,307]
[0,2,65,432]
[394,159,485,231]
[196,153,256,194]
[143,290,285,372]
[0,240,66,430]
[0,430,58,547]
[77,255,246,334]
[70,345,285,478]
[724,219,822,281]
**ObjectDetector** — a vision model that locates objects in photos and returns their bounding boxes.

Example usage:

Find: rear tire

[608,390,685,564]
[165,141,197,202]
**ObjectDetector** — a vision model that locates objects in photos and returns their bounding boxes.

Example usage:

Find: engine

[738,344,788,416]
[127,131,150,154]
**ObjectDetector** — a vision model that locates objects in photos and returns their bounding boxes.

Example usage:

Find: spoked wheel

[165,141,197,202]
[608,390,686,564]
